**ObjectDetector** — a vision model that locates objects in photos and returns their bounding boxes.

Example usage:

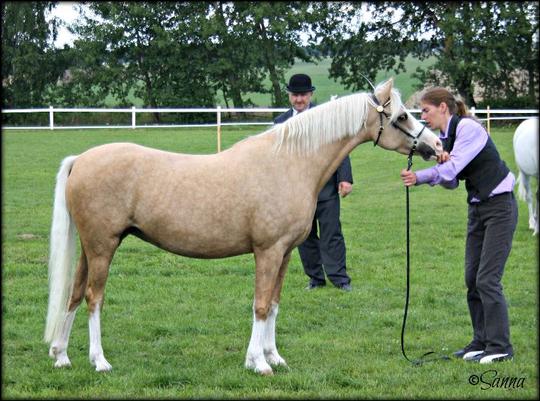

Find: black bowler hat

[286,74,315,93]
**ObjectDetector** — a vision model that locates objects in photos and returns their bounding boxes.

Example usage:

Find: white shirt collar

[293,104,310,116]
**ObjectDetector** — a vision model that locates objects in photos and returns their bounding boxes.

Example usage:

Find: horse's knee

[254,305,270,321]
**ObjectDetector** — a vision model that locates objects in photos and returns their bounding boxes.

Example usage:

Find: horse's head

[368,78,443,161]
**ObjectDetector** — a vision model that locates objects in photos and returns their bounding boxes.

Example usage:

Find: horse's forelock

[389,88,404,122]
[367,85,404,124]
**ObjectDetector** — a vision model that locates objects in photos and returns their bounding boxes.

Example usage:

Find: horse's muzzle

[416,142,437,161]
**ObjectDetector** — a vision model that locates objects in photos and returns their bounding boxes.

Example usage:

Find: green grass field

[2,124,538,399]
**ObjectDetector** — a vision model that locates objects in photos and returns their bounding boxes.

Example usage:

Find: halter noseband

[371,94,426,153]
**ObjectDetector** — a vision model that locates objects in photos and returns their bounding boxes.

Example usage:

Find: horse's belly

[135,222,253,259]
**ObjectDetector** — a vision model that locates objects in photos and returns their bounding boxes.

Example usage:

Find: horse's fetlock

[49,343,65,359]
[254,307,269,321]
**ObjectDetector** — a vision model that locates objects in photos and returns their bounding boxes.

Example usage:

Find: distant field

[108,56,434,108]
[239,56,435,106]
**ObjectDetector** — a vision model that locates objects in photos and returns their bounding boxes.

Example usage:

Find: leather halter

[371,94,426,152]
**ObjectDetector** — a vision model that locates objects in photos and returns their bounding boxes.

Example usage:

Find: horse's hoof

[259,368,274,376]
[91,354,112,372]
[53,357,71,368]
[246,357,273,376]
[95,360,112,372]
[50,346,71,368]
[265,352,287,367]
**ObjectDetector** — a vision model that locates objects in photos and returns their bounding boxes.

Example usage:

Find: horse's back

[513,118,539,177]
[64,139,312,259]
[65,142,222,250]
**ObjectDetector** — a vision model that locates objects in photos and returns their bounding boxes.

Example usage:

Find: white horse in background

[513,118,539,235]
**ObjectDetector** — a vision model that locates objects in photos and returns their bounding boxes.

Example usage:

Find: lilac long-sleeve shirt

[414,117,514,201]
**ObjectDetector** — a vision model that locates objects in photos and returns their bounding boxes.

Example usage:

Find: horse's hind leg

[49,249,88,368]
[523,174,537,232]
[262,251,291,368]
[534,185,539,235]
[85,240,118,372]
[246,246,287,375]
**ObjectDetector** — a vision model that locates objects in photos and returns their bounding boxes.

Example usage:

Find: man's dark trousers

[298,195,350,287]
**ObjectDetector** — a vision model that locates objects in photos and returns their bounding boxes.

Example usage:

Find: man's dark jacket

[274,104,353,201]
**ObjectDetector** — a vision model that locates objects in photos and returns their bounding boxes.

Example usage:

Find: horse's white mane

[271,83,403,154]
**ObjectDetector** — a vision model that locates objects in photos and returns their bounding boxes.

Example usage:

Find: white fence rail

[4,106,537,152]
[2,106,538,131]
[1,106,291,131]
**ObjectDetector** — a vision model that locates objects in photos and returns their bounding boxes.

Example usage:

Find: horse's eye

[398,114,408,122]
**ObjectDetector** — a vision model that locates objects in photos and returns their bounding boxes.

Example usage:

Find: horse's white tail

[44,155,79,343]
[516,170,528,202]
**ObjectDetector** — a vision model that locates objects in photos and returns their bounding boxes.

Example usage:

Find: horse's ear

[374,77,394,103]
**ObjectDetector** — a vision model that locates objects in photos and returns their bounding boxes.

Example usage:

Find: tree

[244,2,339,106]
[201,2,268,108]
[62,2,342,110]
[203,2,340,107]
[62,2,216,122]
[326,2,539,107]
[1,1,61,108]
[472,2,539,106]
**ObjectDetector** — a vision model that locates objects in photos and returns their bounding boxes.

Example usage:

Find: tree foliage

[58,2,216,120]
[45,2,337,110]
[214,1,339,106]
[2,1,538,113]
[327,1,539,107]
[1,1,61,108]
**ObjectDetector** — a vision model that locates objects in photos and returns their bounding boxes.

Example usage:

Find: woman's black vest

[442,115,510,204]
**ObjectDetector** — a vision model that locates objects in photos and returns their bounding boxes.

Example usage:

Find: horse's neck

[297,134,366,195]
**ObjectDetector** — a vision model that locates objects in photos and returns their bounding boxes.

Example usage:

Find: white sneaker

[463,350,485,361]
[479,353,513,364]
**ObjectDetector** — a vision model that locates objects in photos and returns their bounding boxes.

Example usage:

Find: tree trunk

[255,21,285,107]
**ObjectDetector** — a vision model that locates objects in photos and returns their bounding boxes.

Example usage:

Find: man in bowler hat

[274,74,353,291]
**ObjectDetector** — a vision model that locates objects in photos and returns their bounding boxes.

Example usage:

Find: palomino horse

[513,117,539,235]
[45,78,443,375]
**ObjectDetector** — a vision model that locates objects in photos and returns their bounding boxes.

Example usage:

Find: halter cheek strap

[371,94,426,148]
[372,95,391,147]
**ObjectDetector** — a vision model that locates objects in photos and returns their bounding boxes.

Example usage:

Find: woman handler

[400,87,517,364]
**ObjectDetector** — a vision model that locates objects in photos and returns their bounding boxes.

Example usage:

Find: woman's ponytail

[455,98,469,117]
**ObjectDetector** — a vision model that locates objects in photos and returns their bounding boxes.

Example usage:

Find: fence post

[470,106,476,117]
[217,105,222,153]
[131,106,136,129]
[49,106,54,130]
[486,105,491,135]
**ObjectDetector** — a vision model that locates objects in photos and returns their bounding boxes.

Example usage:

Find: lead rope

[401,149,451,366]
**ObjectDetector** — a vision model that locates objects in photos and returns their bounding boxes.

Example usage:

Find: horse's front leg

[263,251,291,368]
[245,246,287,375]
[262,303,287,367]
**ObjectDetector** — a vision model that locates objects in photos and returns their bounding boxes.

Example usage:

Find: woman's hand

[437,151,450,164]
[400,169,417,187]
